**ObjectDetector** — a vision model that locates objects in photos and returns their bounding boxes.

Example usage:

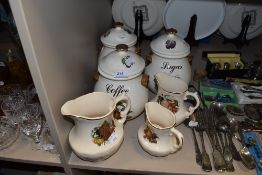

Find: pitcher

[138,102,183,157]
[153,72,200,125]
[61,92,130,161]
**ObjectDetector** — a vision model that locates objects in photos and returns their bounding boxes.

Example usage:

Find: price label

[189,120,198,127]
[42,144,55,151]
[108,132,117,143]
[114,71,128,78]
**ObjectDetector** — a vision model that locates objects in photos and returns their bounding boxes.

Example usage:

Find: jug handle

[115,95,131,124]
[184,91,200,117]
[170,127,184,152]
[135,47,141,56]
[141,74,149,88]
[93,71,100,81]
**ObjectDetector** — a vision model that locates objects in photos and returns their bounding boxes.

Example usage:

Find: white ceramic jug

[61,92,130,161]
[138,102,183,157]
[153,72,200,125]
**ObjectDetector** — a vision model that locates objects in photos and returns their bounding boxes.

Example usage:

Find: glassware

[0,84,24,95]
[24,83,37,104]
[0,117,20,151]
[1,95,25,123]
[0,84,24,102]
[38,123,57,154]
[14,103,43,143]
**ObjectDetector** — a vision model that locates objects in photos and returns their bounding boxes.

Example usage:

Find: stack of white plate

[163,0,226,40]
[219,3,262,40]
[112,0,166,36]
[112,0,262,40]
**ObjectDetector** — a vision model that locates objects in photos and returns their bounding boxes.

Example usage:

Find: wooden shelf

[68,114,256,175]
[7,0,262,174]
[0,133,61,167]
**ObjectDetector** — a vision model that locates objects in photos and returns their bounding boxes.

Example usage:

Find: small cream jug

[154,72,200,125]
[138,102,183,157]
[61,92,130,161]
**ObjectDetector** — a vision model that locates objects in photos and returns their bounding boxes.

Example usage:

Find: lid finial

[166,28,177,35]
[114,22,124,28]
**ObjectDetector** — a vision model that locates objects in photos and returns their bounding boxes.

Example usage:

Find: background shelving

[2,0,262,175]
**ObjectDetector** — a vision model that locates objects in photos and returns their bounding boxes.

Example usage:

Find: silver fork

[196,109,212,172]
[205,108,227,172]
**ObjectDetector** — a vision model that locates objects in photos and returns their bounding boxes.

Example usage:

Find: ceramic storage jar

[99,22,137,64]
[94,44,149,120]
[144,28,191,93]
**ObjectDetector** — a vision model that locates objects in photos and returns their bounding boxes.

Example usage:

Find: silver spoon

[223,133,235,172]
[184,117,202,166]
[217,121,235,172]
[216,120,242,161]
[236,129,256,169]
[239,146,256,169]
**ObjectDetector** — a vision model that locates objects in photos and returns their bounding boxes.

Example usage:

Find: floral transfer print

[157,94,179,113]
[91,120,115,146]
[144,125,158,143]
[122,55,135,68]
[166,40,176,49]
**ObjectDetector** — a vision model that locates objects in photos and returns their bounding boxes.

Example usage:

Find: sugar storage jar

[144,28,191,93]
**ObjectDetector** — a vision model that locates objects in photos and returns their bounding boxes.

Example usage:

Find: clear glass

[14,103,42,143]
[0,117,20,151]
[0,84,24,98]
[1,95,26,123]
[24,83,37,104]
[38,122,57,154]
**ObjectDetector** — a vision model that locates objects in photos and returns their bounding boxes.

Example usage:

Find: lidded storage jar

[94,44,149,120]
[99,22,137,63]
[144,28,191,93]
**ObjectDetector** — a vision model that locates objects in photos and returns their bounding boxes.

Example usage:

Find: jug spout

[61,99,93,119]
[155,72,188,93]
[61,101,75,117]
[60,92,117,120]
[145,102,176,128]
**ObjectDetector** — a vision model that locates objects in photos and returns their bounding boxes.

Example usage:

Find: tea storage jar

[99,22,137,63]
[94,44,149,120]
[144,28,191,93]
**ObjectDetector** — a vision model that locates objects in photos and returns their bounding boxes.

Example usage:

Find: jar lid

[101,22,137,48]
[98,44,145,80]
[150,28,190,58]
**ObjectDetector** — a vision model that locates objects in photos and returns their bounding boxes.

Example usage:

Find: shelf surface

[68,113,256,175]
[0,132,61,167]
